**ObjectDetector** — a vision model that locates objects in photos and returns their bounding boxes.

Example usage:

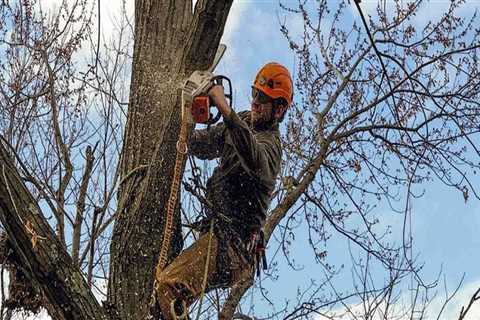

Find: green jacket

[189,110,282,240]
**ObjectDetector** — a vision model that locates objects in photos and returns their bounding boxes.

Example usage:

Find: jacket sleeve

[189,122,225,160]
[223,111,282,181]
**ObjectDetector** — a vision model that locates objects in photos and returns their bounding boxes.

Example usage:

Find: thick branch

[220,137,330,318]
[72,144,96,265]
[0,141,107,320]
[42,49,73,246]
[182,0,233,72]
[219,271,253,320]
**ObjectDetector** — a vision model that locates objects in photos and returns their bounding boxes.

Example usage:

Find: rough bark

[0,1,233,319]
[107,0,233,319]
[0,233,43,314]
[0,143,107,320]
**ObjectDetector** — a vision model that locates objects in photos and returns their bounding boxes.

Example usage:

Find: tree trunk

[107,1,233,319]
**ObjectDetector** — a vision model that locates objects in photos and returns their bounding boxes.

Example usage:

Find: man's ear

[274,104,286,119]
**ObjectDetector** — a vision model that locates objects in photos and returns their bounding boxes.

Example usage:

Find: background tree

[0,0,479,319]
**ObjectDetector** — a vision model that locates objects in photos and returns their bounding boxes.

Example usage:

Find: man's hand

[208,85,231,118]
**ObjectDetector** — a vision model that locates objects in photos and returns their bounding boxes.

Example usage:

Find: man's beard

[251,111,273,129]
[251,111,264,125]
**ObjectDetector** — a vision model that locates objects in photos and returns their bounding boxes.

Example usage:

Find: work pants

[154,232,252,319]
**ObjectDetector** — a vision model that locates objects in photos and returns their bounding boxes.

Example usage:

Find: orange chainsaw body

[191,96,210,124]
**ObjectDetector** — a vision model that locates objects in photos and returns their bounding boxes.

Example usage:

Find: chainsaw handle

[207,76,233,126]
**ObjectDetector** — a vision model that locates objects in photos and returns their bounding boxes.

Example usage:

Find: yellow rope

[194,220,214,320]
[157,106,189,273]
[151,97,191,316]
[151,90,214,319]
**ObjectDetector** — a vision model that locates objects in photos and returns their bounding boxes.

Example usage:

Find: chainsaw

[181,44,233,125]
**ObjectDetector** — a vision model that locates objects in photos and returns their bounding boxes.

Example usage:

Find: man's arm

[223,111,282,179]
[189,122,225,160]
[208,85,282,179]
[208,85,282,180]
[188,85,231,161]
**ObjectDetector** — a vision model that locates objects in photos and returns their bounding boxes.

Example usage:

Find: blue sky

[218,1,480,318]
[7,0,480,319]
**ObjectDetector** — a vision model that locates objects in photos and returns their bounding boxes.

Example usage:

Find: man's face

[251,88,274,126]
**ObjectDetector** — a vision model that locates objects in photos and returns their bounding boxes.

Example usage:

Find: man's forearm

[208,85,231,118]
[215,97,232,118]
[189,124,225,160]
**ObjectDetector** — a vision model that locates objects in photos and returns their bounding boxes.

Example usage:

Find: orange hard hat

[252,62,293,106]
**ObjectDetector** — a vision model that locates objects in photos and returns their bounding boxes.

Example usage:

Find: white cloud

[221,1,252,47]
[217,2,299,108]
[39,0,63,14]
[96,0,134,39]
[12,309,50,320]
[91,278,108,303]
[429,279,480,320]
[216,1,255,106]
[0,271,107,320]
[39,0,134,42]
[316,279,480,320]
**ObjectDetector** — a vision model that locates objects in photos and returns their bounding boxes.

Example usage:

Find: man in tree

[154,62,293,318]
